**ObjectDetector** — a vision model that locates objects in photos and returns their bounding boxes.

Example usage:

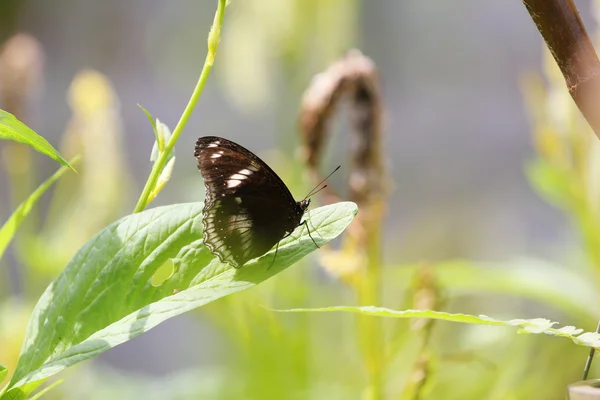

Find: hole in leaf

[151,259,175,287]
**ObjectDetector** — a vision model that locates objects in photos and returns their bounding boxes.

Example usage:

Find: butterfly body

[194,136,310,268]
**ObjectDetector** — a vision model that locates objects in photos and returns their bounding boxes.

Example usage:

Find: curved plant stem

[133,0,227,213]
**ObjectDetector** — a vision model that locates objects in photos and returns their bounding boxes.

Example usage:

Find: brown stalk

[523,0,600,139]
[524,0,600,379]
[299,49,386,207]
[0,33,44,120]
[298,49,388,399]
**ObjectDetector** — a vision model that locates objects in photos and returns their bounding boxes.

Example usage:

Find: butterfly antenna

[304,165,341,199]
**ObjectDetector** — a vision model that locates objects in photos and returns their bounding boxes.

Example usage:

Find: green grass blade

[27,379,64,400]
[276,305,600,348]
[0,110,73,170]
[0,158,78,261]
[3,201,357,397]
[137,103,157,139]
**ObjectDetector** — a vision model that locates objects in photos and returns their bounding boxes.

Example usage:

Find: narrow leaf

[0,110,73,170]
[150,120,173,162]
[276,306,599,349]
[4,201,357,397]
[147,156,175,204]
[137,104,157,136]
[28,379,64,400]
[0,157,79,261]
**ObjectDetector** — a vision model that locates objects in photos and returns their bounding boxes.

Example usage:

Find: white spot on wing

[227,179,242,188]
[230,173,247,180]
[211,153,222,158]
[239,169,252,176]
[207,143,218,148]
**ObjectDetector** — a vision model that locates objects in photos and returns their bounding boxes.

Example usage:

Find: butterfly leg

[267,240,280,270]
[302,220,320,249]
[266,222,320,270]
[305,214,323,240]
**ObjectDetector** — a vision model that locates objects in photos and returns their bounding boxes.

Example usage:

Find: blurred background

[2,0,600,399]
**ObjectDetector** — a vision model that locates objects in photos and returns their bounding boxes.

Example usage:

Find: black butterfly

[194,136,317,268]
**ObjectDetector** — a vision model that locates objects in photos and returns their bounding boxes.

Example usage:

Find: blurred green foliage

[2,1,600,399]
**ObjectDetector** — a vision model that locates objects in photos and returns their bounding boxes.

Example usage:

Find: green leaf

[1,382,36,400]
[150,120,173,161]
[147,119,174,204]
[147,156,175,205]
[138,106,173,162]
[0,157,78,261]
[28,379,64,400]
[137,103,157,137]
[275,306,600,348]
[0,110,73,170]
[3,201,357,397]
[0,366,7,384]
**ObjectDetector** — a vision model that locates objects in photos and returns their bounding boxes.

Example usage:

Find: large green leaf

[0,158,77,261]
[0,110,72,170]
[2,201,357,399]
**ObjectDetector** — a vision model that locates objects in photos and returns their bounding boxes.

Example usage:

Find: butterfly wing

[194,136,304,268]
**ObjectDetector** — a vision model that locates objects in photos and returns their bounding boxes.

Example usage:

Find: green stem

[133,0,227,213]
[357,203,385,400]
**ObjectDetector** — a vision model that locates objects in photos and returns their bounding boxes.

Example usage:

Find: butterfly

[194,136,319,269]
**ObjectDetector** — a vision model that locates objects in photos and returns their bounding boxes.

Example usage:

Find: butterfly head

[298,198,311,214]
